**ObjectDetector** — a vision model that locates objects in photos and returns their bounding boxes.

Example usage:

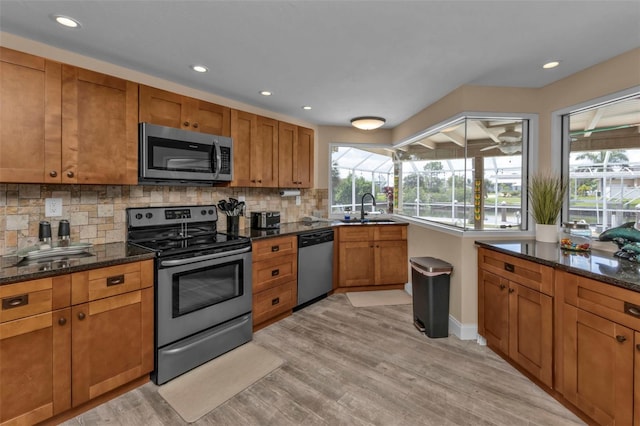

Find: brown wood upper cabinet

[278,122,314,188]
[139,85,230,136]
[230,110,278,187]
[0,47,61,183]
[0,48,138,185]
[62,65,138,185]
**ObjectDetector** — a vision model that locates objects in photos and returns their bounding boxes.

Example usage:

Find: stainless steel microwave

[139,123,233,185]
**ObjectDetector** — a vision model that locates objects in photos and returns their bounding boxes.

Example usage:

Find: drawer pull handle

[58,317,67,326]
[508,288,515,294]
[106,274,125,286]
[2,294,29,310]
[616,335,627,343]
[624,302,640,317]
[271,297,280,306]
[77,312,86,320]
[271,245,280,252]
[504,263,515,273]
[499,284,506,290]
[271,269,280,276]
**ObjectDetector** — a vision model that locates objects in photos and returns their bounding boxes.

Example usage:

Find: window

[563,94,640,235]
[329,115,533,231]
[330,146,394,217]
[394,116,529,230]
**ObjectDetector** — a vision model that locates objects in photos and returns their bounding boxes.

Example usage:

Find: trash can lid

[410,256,453,273]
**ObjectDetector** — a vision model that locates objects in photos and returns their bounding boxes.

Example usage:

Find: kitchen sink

[338,218,397,224]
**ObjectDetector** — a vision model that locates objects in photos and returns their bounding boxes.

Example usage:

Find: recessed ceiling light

[260,91,272,96]
[543,61,560,69]
[191,65,208,73]
[53,15,81,28]
[302,106,312,110]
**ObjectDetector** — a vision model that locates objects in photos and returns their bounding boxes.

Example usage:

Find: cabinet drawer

[253,281,296,325]
[339,226,374,242]
[374,225,407,241]
[253,255,297,293]
[72,261,152,304]
[252,236,297,262]
[0,275,71,323]
[560,270,640,331]
[478,248,554,295]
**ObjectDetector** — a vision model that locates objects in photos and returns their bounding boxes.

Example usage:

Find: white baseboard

[448,315,477,340]
[405,283,478,341]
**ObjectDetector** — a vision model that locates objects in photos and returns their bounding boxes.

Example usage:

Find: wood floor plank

[61,294,584,426]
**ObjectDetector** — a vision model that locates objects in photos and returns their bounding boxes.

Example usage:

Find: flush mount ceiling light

[543,60,560,69]
[52,14,81,28]
[350,116,386,130]
[302,105,312,110]
[259,90,272,96]
[191,65,208,73]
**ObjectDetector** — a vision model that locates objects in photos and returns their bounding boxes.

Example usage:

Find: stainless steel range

[127,205,252,385]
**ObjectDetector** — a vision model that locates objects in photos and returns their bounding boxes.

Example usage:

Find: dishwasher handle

[298,230,334,248]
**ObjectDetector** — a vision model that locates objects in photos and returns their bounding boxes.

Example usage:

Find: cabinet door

[139,85,187,129]
[338,241,374,287]
[62,66,138,184]
[191,99,230,136]
[0,47,62,183]
[278,121,298,187]
[562,305,633,425]
[256,116,279,187]
[478,269,509,354]
[230,110,257,187]
[374,240,408,285]
[296,126,314,188]
[508,282,553,388]
[0,308,71,425]
[635,331,640,426]
[71,287,153,406]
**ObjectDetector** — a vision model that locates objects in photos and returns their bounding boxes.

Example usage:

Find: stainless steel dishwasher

[297,229,334,307]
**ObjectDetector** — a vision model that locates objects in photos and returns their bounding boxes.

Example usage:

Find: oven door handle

[159,246,251,267]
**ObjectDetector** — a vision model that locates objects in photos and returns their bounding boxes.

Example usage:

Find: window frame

[392,112,538,234]
[555,87,640,227]
[328,111,539,236]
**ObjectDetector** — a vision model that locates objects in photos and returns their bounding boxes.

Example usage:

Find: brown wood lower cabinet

[478,248,554,388]
[0,260,154,425]
[556,270,640,426]
[252,235,298,330]
[337,225,408,289]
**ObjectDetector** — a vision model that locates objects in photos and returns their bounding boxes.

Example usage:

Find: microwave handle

[211,140,222,180]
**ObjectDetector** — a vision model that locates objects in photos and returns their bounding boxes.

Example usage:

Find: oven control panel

[127,205,218,228]
[165,208,191,220]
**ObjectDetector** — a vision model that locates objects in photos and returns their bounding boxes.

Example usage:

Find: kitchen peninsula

[477,240,640,425]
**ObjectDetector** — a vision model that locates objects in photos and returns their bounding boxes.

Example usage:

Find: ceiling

[1,1,639,129]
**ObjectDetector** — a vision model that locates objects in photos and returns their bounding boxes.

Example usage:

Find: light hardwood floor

[62,294,585,425]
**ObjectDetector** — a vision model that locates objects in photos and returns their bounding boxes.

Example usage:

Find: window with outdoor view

[564,94,640,236]
[394,116,529,230]
[330,146,394,218]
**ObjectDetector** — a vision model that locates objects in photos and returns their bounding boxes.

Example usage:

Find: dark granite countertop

[475,240,640,293]
[0,242,156,286]
[0,220,408,285]
[235,219,407,240]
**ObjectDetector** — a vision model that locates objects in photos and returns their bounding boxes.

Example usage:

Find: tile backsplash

[0,184,328,256]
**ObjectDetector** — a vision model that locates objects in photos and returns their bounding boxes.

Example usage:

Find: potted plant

[528,173,567,242]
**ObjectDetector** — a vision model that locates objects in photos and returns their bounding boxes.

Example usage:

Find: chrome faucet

[360,193,376,221]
